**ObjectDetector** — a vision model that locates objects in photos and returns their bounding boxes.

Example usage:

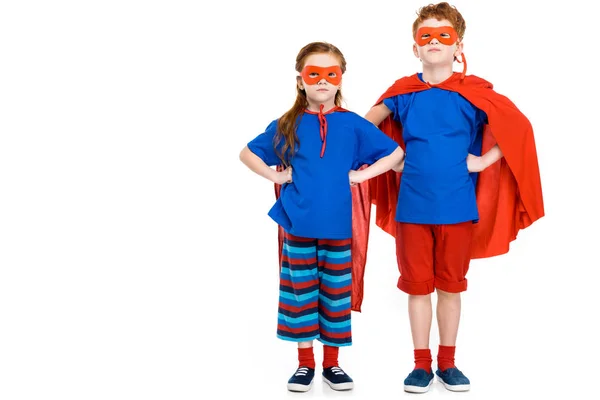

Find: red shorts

[395,222,473,295]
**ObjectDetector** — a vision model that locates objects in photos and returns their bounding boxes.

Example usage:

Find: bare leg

[436,289,461,346]
[408,294,432,349]
[435,289,471,391]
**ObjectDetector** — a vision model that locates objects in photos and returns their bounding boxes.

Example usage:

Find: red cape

[369,72,544,259]
[273,107,371,312]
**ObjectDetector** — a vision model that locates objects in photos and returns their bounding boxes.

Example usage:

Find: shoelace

[330,367,345,376]
[295,367,309,376]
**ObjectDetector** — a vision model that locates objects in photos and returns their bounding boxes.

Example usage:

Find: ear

[454,40,464,59]
[413,43,420,59]
[296,75,304,90]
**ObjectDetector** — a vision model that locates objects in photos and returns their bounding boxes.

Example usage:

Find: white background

[0,0,597,399]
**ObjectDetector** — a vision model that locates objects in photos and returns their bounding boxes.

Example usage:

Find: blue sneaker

[322,366,354,391]
[404,368,434,393]
[287,366,315,392]
[436,367,471,391]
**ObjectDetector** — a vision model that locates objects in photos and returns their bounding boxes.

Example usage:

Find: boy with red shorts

[364,2,544,393]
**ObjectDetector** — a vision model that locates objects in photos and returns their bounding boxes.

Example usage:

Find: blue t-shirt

[383,73,487,224]
[248,110,398,239]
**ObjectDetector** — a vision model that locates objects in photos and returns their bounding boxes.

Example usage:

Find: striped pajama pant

[277,231,353,347]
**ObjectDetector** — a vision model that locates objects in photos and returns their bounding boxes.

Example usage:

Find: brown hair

[412,2,466,40]
[274,42,347,166]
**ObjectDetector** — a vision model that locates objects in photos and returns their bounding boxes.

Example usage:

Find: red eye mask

[300,65,342,85]
[415,26,458,46]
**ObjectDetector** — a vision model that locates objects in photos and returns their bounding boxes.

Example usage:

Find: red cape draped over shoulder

[369,72,544,259]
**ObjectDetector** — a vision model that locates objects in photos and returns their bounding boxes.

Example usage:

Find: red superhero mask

[300,65,342,85]
[415,26,458,46]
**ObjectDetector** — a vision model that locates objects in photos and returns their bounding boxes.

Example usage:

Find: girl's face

[298,53,342,110]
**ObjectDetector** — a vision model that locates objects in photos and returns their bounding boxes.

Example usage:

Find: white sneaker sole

[437,376,470,392]
[404,377,433,393]
[323,377,354,391]
[287,380,313,392]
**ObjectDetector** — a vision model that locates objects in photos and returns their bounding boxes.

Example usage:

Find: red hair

[412,2,466,40]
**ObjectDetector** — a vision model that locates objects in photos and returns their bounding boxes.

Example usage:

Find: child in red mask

[240,42,404,393]
[364,2,544,393]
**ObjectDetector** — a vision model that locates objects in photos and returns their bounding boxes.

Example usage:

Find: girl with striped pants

[239,41,404,392]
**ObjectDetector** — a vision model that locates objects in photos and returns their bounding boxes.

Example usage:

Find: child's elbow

[239,146,249,162]
[393,146,405,160]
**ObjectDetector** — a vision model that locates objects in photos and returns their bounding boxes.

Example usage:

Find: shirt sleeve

[382,94,408,122]
[468,108,488,187]
[476,108,489,132]
[469,108,488,156]
[354,115,399,168]
[247,119,281,166]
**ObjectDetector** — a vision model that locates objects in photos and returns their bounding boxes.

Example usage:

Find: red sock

[298,347,315,369]
[323,345,339,368]
[437,345,456,371]
[414,349,432,373]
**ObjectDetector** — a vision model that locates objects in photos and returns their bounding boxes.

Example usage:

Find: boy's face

[413,18,463,68]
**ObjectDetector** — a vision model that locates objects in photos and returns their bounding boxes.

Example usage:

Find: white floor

[1,213,594,400]
[212,217,596,400]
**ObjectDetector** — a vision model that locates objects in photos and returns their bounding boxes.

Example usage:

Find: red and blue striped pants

[277,231,353,347]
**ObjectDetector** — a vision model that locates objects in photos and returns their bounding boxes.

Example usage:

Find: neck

[306,99,336,113]
[421,64,454,85]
